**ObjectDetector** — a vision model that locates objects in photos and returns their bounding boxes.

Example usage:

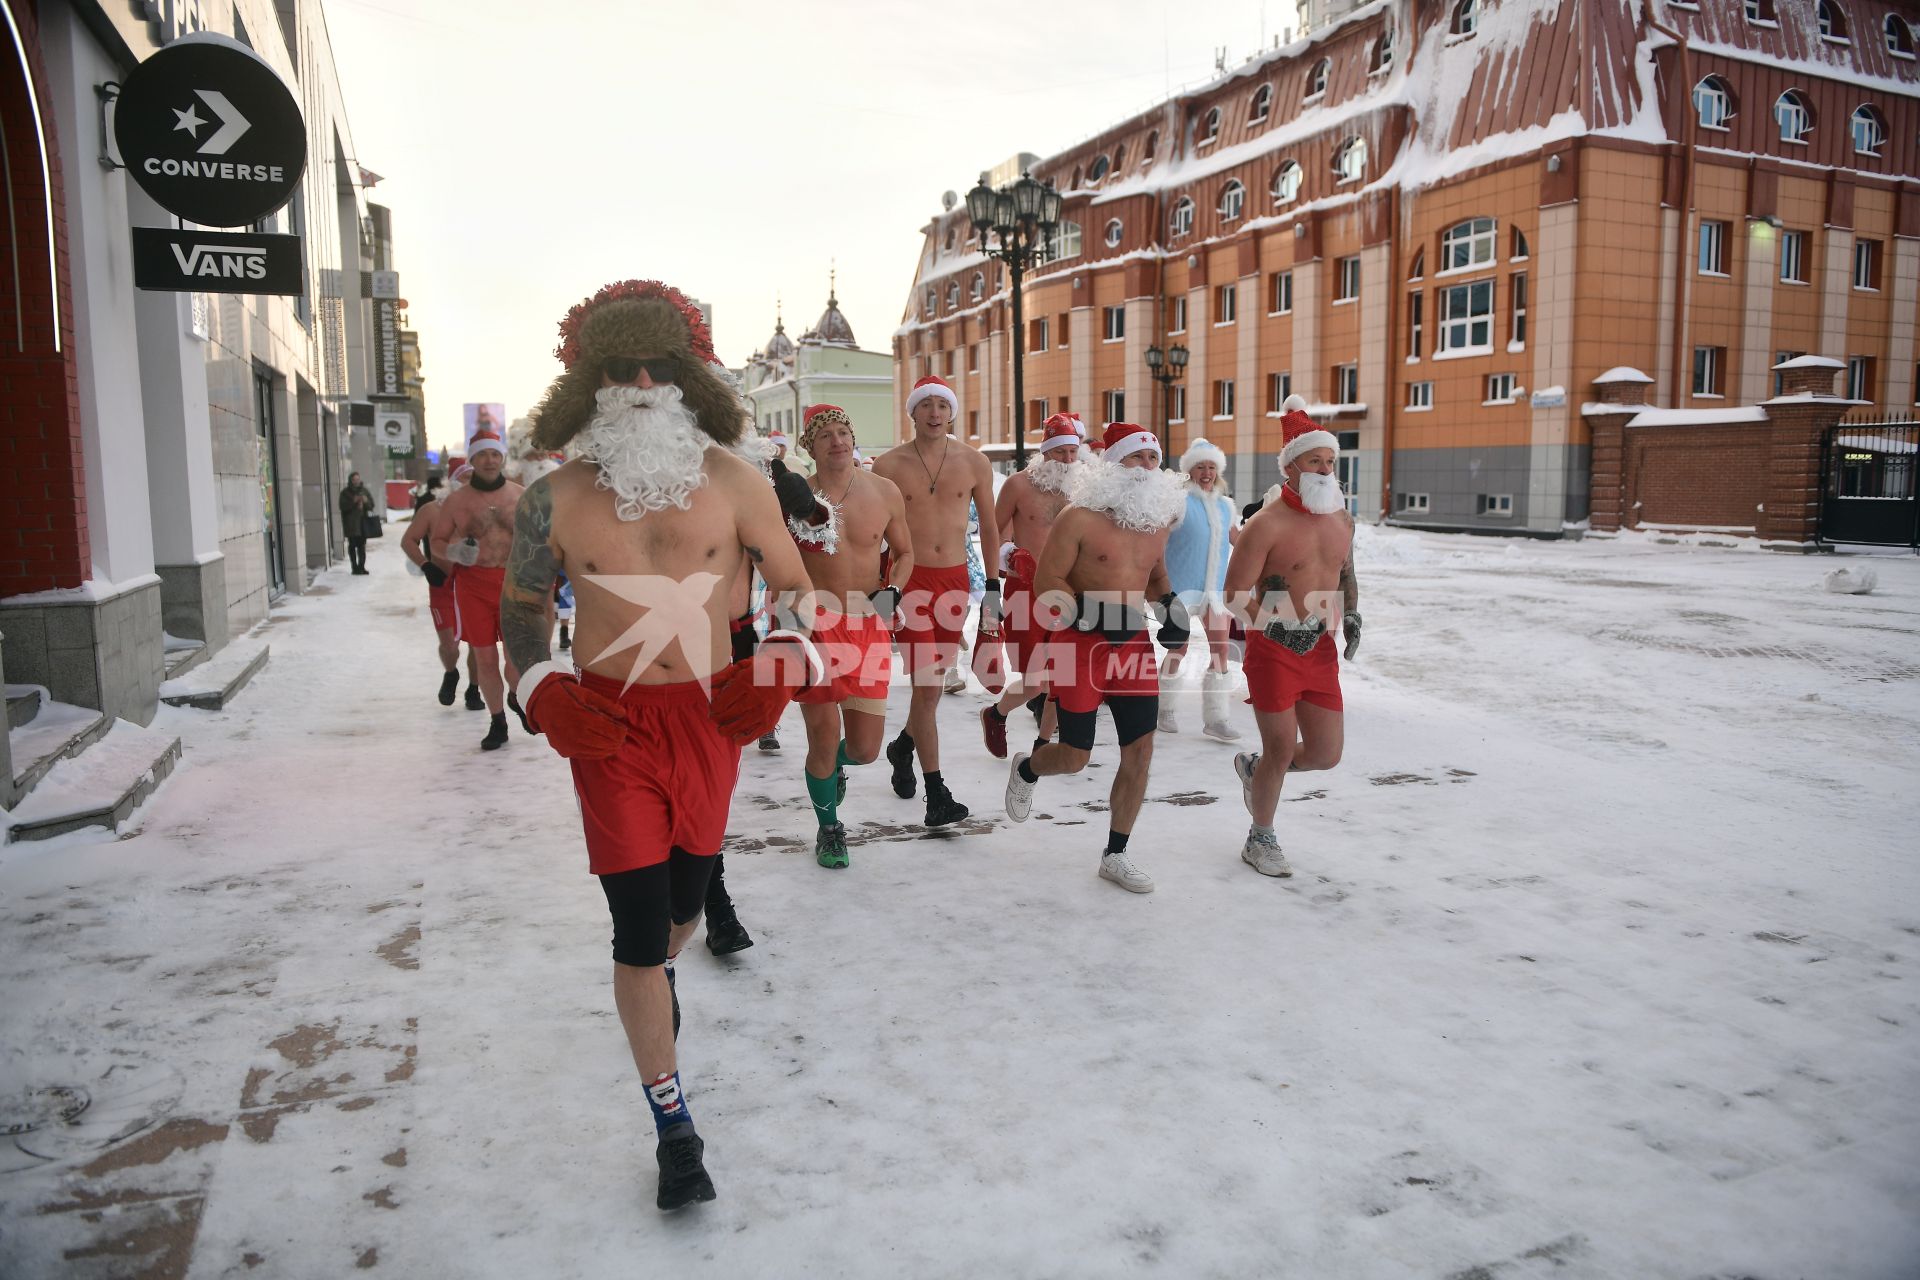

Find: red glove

[708,631,823,744]
[518,663,628,760]
[1006,547,1038,583]
[971,632,1008,695]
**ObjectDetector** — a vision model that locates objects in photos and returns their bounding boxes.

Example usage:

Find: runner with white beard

[1003,423,1191,894]
[1223,405,1361,879]
[980,413,1083,760]
[498,280,819,1212]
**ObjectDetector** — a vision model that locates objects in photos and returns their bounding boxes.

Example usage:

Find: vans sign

[132,227,303,295]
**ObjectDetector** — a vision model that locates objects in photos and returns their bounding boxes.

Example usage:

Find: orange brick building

[892,0,1920,535]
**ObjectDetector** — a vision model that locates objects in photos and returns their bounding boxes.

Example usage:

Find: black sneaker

[558,623,571,652]
[757,732,780,753]
[924,780,970,827]
[815,823,850,869]
[481,712,509,751]
[437,671,459,706]
[655,1130,716,1211]
[886,733,916,799]
[704,906,754,955]
[508,691,533,734]
[464,685,484,711]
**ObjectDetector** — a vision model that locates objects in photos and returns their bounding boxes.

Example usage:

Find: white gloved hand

[446,537,480,566]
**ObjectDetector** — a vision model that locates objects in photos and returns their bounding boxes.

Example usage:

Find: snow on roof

[1834,432,1918,455]
[1594,367,1654,384]
[1772,355,1844,370]
[1626,407,1768,428]
[1758,393,1871,407]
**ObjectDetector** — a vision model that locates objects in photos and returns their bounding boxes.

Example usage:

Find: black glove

[1242,500,1264,522]
[870,585,900,626]
[979,578,1001,632]
[1154,592,1192,648]
[772,462,824,527]
[1264,614,1327,654]
[1073,593,1148,644]
[421,562,448,589]
[1342,611,1362,660]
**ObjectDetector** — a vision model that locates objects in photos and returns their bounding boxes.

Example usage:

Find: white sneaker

[943,665,967,694]
[1201,671,1241,741]
[1234,751,1259,817]
[1202,719,1241,742]
[1005,753,1036,822]
[1099,850,1155,894]
[1156,707,1179,734]
[1241,829,1293,878]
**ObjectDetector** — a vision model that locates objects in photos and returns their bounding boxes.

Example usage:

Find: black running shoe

[924,780,970,827]
[464,685,484,711]
[704,907,753,955]
[507,690,533,734]
[815,823,850,869]
[437,671,459,706]
[481,712,509,751]
[558,623,571,652]
[886,733,916,799]
[656,1130,716,1211]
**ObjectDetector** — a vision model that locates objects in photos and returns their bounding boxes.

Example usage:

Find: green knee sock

[836,739,859,770]
[806,768,840,828]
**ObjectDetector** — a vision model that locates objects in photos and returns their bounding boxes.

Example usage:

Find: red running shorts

[453,565,505,646]
[1244,632,1344,713]
[795,611,892,709]
[1034,626,1159,715]
[895,563,971,675]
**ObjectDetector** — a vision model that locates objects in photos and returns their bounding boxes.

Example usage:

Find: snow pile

[1822,565,1879,595]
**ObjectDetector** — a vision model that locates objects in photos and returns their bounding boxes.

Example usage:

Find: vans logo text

[169,243,270,279]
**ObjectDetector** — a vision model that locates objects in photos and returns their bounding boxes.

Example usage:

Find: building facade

[894,0,1920,536]
[741,287,895,461]
[2,0,413,728]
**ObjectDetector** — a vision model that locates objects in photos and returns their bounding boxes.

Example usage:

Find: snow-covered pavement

[2,529,1917,1279]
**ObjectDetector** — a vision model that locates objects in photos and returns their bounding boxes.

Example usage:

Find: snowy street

[2,528,1917,1279]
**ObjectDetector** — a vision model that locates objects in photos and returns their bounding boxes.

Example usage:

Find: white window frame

[970,271,985,301]
[1400,492,1431,513]
[1439,217,1497,275]
[1485,372,1517,404]
[1041,220,1082,265]
[1031,317,1049,351]
[1216,283,1237,325]
[1510,273,1527,348]
[1169,295,1188,334]
[1219,180,1245,222]
[1408,289,1424,359]
[1103,305,1126,342]
[1854,239,1880,291]
[1334,136,1367,183]
[1698,220,1728,276]
[1407,381,1433,410]
[1775,91,1812,144]
[1104,388,1126,421]
[1168,384,1186,424]
[1270,270,1293,316]
[1745,0,1776,25]
[1251,83,1272,124]
[1170,197,1195,238]
[947,282,960,308]
[1851,105,1887,156]
[1817,1,1848,42]
[1267,371,1293,414]
[1272,160,1302,205]
[1335,255,1361,303]
[1335,364,1359,403]
[1779,230,1807,284]
[1452,0,1479,37]
[1437,279,1495,356]
[1214,379,1236,420]
[1691,346,1725,398]
[1200,107,1221,146]
[1693,77,1733,131]
[1306,58,1329,101]
[1846,355,1872,402]
[1087,153,1111,183]
[1104,218,1124,248]
[1888,14,1916,58]
[1480,493,1514,517]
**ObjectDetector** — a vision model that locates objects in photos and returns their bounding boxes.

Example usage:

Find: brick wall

[1630,426,1769,529]
[0,3,89,595]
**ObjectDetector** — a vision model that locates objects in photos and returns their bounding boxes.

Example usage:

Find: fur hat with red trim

[1179,437,1226,473]
[1039,412,1084,455]
[1100,422,1161,464]
[905,375,958,418]
[528,279,747,451]
[1278,395,1338,469]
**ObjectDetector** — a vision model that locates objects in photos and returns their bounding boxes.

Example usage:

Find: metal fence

[1820,415,1919,547]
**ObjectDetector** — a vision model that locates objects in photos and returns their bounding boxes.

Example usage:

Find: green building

[741,284,894,467]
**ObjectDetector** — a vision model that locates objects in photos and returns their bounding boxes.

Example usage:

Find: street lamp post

[966,169,1062,470]
[1144,342,1189,467]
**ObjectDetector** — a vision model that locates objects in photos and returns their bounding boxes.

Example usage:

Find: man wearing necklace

[1222,405,1361,879]
[789,405,913,867]
[871,375,1002,828]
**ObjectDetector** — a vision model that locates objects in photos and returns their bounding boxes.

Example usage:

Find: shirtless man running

[980,413,1083,762]
[432,426,524,750]
[871,375,1000,827]
[789,404,912,868]
[400,475,466,707]
[498,280,817,1211]
[1222,405,1361,878]
[1003,423,1191,894]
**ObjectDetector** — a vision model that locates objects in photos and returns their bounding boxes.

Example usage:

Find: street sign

[113,32,307,228]
[370,297,406,401]
[131,227,302,295]
[377,411,414,447]
[369,270,399,299]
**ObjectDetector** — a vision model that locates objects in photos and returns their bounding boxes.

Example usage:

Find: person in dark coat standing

[339,472,376,574]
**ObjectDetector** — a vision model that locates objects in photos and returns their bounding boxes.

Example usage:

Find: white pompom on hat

[1180,438,1226,472]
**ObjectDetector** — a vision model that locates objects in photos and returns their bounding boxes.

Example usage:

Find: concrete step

[7,697,111,807]
[5,685,42,730]
[159,640,270,711]
[4,718,180,842]
[164,641,210,682]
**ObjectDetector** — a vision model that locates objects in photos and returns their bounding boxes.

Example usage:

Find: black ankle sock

[1017,758,1038,784]
[1032,738,1050,755]
[1106,830,1130,855]
[923,770,944,789]
[1026,693,1047,717]
[986,705,1006,723]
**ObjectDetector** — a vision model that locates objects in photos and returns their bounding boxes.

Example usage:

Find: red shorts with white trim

[795,611,892,705]
[1034,627,1158,715]
[896,563,971,674]
[453,565,505,646]
[568,673,742,875]
[1244,632,1344,713]
[429,573,457,632]
[1002,574,1040,673]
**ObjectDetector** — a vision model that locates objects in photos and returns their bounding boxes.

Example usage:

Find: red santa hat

[467,427,506,458]
[905,374,958,417]
[1039,412,1084,455]
[1278,396,1338,469]
[1100,422,1160,464]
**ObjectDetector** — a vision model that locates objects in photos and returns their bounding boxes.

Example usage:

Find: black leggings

[1055,694,1159,751]
[597,848,716,967]
[347,536,367,570]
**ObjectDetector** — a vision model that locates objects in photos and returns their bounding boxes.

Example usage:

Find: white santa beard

[1296,470,1347,514]
[1026,457,1081,496]
[571,385,710,520]
[1070,458,1189,533]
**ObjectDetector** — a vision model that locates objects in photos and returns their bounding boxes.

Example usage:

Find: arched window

[925,287,937,314]
[1744,0,1776,23]
[1200,108,1221,145]
[1817,1,1849,41]
[970,271,985,301]
[1271,160,1302,205]
[1219,180,1246,221]
[1070,164,1083,189]
[1887,14,1915,57]
[1170,197,1195,237]
[1453,0,1480,36]
[1441,217,1497,272]
[1144,130,1158,163]
[1334,136,1368,182]
[1693,76,1735,130]
[1408,248,1425,280]
[946,283,960,308]
[1852,104,1888,155]
[1372,20,1395,72]
[1250,84,1273,124]
[1088,153,1111,183]
[1113,142,1127,170]
[1775,91,1813,144]
[944,227,956,251]
[1306,58,1330,100]
[1104,218,1124,248]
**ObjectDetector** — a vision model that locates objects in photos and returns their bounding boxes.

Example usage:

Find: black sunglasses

[603,356,679,385]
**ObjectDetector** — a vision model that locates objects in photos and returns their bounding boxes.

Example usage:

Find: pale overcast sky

[323,0,1300,456]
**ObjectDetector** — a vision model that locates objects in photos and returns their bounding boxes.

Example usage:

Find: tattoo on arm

[500,479,558,674]
[1339,555,1359,612]
[744,544,764,565]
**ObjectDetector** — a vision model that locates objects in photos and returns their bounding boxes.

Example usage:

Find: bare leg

[1028,741,1090,777]
[1291,703,1345,772]
[906,680,943,773]
[608,921,702,1083]
[1108,732,1155,834]
[801,701,843,779]
[1250,707,1300,827]
[842,708,885,764]
[1205,611,1232,673]
[436,628,458,671]
[474,643,506,714]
